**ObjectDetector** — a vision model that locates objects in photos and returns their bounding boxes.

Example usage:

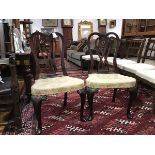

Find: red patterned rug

[4,70,155,135]
[3,58,155,135]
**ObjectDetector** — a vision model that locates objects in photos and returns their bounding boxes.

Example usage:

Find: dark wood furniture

[122,19,155,37]
[85,32,137,121]
[61,19,73,57]
[29,31,85,134]
[0,57,21,133]
[52,39,61,56]
[15,52,31,78]
[98,19,106,33]
[124,38,146,60]
[142,38,155,62]
[117,38,155,114]
[20,19,33,41]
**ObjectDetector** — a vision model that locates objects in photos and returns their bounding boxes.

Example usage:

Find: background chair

[29,32,85,134]
[0,57,21,134]
[85,32,137,121]
[142,38,155,63]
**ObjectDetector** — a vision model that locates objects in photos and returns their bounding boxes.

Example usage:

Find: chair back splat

[88,32,120,74]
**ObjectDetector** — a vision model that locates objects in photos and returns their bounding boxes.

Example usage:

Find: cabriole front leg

[31,96,46,134]
[86,87,98,121]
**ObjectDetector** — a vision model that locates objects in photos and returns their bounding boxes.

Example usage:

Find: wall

[31,19,62,33]
[31,19,99,41]
[106,19,123,38]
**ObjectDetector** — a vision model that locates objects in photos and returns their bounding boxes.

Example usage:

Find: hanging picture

[42,19,58,27]
[109,20,116,28]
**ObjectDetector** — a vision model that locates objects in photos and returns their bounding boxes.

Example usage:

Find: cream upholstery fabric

[96,57,115,65]
[116,59,136,69]
[0,58,9,65]
[31,76,84,96]
[136,70,155,84]
[86,73,136,89]
[96,57,136,69]
[82,55,99,60]
[122,63,155,74]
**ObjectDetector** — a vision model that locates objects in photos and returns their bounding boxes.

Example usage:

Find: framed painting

[42,19,58,27]
[78,21,93,40]
[109,20,116,28]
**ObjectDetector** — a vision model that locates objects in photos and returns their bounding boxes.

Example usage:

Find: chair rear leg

[63,92,67,107]
[152,90,155,114]
[112,88,117,102]
[127,87,136,119]
[77,88,86,122]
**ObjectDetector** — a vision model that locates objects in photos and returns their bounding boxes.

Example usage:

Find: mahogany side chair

[29,31,85,134]
[85,32,137,121]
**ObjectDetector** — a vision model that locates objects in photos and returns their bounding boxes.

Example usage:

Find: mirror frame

[78,20,93,40]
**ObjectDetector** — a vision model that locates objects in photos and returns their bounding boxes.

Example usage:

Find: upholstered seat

[31,76,84,96]
[96,57,136,69]
[136,70,155,84]
[0,58,9,65]
[122,63,155,74]
[114,59,136,69]
[86,73,136,89]
[82,55,99,60]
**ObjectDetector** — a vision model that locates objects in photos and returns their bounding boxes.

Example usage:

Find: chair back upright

[49,32,67,76]
[88,32,120,74]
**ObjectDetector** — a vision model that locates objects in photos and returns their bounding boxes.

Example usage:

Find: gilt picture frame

[78,21,93,40]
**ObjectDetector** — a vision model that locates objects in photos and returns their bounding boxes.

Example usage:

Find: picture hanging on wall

[42,19,58,27]
[109,20,116,28]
